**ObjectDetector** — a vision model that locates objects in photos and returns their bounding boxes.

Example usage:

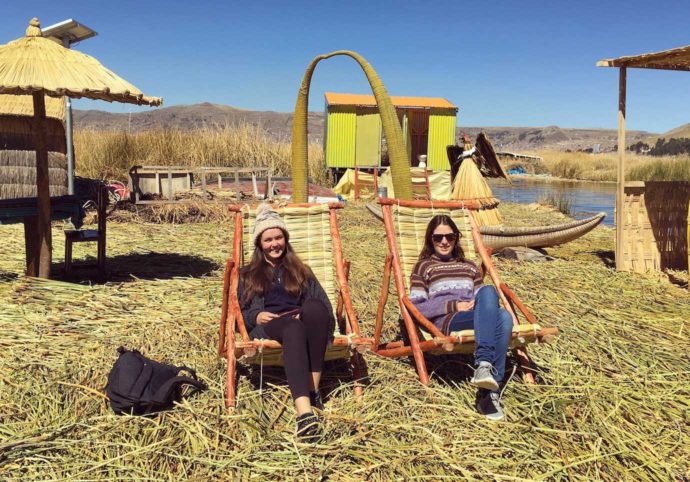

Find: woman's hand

[256,311,279,325]
[456,300,475,312]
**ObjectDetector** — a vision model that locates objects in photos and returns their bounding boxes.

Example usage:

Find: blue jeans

[448,285,513,383]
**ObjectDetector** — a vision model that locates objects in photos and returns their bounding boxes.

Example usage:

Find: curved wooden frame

[372,199,558,385]
[218,202,372,409]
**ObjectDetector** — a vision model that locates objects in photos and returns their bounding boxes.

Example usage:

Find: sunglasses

[432,233,458,243]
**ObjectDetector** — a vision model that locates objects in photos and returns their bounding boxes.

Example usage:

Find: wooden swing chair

[218,202,372,408]
[372,198,559,384]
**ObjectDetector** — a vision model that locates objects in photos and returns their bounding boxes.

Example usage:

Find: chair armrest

[401,296,445,338]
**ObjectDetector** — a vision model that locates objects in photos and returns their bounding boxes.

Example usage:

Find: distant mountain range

[73,102,668,152]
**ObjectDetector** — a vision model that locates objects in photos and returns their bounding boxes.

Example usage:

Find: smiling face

[431,224,457,258]
[259,228,286,264]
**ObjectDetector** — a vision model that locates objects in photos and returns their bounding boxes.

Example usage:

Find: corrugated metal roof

[325,92,457,109]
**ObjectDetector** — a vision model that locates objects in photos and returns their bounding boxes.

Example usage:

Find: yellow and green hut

[323,92,457,172]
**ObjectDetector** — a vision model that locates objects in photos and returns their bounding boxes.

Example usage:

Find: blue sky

[4,0,690,132]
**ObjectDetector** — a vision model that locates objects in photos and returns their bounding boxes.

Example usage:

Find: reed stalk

[0,202,687,479]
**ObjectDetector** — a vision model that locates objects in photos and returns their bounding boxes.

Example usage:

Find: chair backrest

[388,203,478,293]
[354,167,379,199]
[410,168,431,200]
[238,204,338,313]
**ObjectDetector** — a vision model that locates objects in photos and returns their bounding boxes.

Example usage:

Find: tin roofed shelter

[597,45,690,282]
[324,92,458,172]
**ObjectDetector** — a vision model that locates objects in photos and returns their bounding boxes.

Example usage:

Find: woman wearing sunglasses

[409,214,513,421]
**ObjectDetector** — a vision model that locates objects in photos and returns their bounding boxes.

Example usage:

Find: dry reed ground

[0,202,688,480]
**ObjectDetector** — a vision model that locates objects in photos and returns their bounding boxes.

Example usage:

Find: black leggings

[263,298,330,400]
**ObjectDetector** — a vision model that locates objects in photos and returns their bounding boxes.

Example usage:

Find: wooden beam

[23,216,39,276]
[33,92,52,279]
[616,67,627,271]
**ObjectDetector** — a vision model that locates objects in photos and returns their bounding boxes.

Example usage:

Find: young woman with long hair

[409,214,513,420]
[238,204,334,441]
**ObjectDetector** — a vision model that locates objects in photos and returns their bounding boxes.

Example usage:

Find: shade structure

[0,19,162,105]
[597,44,690,275]
[0,18,161,278]
[597,44,690,72]
[0,93,65,120]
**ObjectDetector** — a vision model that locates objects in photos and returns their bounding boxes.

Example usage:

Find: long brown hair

[242,228,313,302]
[418,214,465,261]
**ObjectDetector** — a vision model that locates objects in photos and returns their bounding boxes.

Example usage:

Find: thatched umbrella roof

[0,18,162,278]
[0,93,65,120]
[0,19,162,106]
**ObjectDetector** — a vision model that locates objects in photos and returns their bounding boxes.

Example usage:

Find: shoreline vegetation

[73,124,328,185]
[73,125,690,186]
[1,201,688,479]
[521,149,690,182]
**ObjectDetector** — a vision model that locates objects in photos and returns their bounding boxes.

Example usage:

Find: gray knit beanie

[253,203,288,246]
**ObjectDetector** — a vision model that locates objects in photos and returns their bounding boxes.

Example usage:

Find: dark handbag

[105,347,207,415]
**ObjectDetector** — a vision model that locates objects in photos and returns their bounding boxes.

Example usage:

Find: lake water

[488,177,616,227]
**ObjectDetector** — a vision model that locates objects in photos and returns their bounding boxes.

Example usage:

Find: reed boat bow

[365,202,605,249]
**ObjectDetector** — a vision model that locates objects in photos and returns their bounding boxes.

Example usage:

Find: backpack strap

[177,366,198,379]
[150,375,207,407]
[130,363,154,399]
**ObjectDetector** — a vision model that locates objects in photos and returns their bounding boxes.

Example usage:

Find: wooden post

[329,208,361,335]
[201,170,207,197]
[168,169,173,201]
[373,254,392,349]
[251,173,259,196]
[354,168,360,200]
[23,216,39,276]
[381,204,429,385]
[263,176,269,199]
[32,92,52,278]
[616,67,627,271]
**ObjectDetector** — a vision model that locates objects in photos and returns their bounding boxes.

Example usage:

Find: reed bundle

[0,202,688,479]
[0,150,67,199]
[450,158,502,226]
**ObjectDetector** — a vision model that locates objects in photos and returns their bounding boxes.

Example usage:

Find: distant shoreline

[497,174,616,184]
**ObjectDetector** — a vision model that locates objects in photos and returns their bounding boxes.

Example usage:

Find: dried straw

[451,158,502,227]
[0,201,688,480]
[0,150,67,199]
[0,19,160,106]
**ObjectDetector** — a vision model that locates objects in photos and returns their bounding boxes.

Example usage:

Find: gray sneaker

[476,390,505,421]
[470,361,499,391]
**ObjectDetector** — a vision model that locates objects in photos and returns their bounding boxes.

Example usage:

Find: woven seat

[373,199,558,385]
[218,203,371,408]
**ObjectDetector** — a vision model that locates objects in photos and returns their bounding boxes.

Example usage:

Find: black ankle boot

[309,391,324,411]
[295,412,322,443]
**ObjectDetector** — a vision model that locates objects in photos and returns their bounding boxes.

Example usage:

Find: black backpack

[106,347,207,415]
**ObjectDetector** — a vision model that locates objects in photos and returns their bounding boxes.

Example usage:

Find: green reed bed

[0,202,688,480]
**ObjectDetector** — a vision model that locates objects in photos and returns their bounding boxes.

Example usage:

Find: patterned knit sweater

[409,254,483,334]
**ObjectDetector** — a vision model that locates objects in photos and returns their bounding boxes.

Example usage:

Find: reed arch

[291,50,412,202]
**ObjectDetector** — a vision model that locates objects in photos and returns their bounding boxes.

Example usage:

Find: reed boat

[365,202,605,249]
